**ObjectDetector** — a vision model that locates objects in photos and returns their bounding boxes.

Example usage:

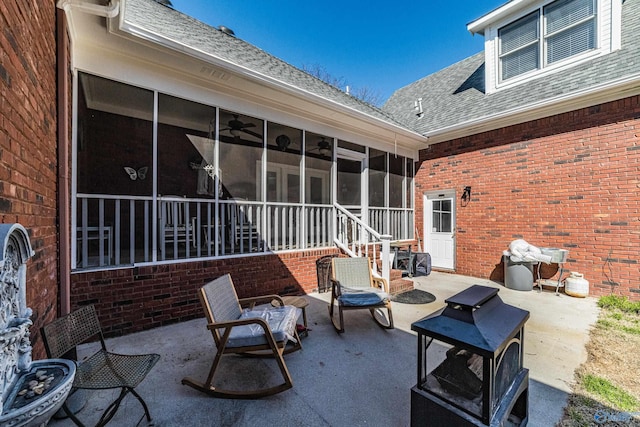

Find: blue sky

[170,1,505,103]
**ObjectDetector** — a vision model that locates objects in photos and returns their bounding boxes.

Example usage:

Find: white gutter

[467,0,534,35]
[424,71,640,143]
[57,0,120,18]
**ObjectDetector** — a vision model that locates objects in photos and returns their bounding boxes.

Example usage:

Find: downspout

[55,2,119,317]
[57,0,120,18]
[57,9,71,316]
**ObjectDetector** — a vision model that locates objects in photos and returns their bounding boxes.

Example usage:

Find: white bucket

[564,272,589,297]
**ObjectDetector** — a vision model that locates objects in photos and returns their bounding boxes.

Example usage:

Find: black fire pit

[410,285,530,426]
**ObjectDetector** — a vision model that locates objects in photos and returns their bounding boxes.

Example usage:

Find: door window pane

[432,199,452,233]
[337,157,361,206]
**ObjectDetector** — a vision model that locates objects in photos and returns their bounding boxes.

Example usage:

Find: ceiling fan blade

[242,122,256,129]
[243,129,263,139]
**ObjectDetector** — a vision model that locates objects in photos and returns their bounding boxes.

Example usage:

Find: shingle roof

[122,0,410,131]
[382,0,640,136]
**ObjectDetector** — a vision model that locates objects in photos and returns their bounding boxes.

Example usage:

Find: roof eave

[114,5,427,145]
[423,72,640,144]
[467,0,535,35]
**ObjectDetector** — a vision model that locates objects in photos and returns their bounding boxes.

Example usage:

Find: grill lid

[411,285,530,357]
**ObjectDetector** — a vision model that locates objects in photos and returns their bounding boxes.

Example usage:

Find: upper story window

[499,0,596,81]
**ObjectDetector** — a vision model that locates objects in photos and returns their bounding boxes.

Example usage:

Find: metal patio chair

[181,273,302,398]
[329,257,394,333]
[41,305,160,427]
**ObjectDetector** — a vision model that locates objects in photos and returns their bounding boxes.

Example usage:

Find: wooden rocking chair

[329,257,394,333]
[181,274,302,398]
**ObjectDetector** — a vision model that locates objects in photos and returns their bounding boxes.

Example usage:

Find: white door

[425,194,455,270]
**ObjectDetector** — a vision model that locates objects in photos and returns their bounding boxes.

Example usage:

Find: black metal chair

[41,305,160,427]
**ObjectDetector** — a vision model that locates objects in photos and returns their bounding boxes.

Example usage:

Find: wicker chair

[181,274,302,398]
[329,257,394,333]
[41,305,160,427]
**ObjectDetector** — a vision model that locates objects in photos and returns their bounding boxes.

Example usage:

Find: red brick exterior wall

[0,2,59,357]
[70,248,339,336]
[416,96,640,299]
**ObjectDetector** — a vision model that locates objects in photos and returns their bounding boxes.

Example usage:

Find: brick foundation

[71,248,341,336]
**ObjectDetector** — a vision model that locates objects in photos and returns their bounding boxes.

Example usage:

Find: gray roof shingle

[122,0,410,131]
[382,0,640,136]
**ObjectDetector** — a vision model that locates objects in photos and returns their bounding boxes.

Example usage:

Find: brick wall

[416,96,640,299]
[70,248,339,336]
[0,2,59,357]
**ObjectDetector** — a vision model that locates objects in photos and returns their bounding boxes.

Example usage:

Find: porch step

[389,268,403,281]
[389,278,414,295]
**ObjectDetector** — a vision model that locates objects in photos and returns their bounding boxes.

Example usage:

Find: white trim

[423,191,456,270]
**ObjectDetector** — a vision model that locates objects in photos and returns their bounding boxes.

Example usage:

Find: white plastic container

[565,272,589,297]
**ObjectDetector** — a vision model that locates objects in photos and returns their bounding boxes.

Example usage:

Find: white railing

[334,203,392,283]
[74,195,408,275]
[369,207,413,240]
[74,194,335,269]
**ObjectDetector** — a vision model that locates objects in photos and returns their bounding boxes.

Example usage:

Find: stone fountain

[0,224,75,427]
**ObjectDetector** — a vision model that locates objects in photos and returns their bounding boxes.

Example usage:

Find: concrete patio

[48,271,599,427]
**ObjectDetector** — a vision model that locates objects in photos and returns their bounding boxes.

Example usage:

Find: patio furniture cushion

[339,289,389,307]
[227,305,301,348]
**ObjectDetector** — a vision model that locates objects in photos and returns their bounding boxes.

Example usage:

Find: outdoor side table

[272,296,309,336]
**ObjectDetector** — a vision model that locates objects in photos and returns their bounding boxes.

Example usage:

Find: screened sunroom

[74,72,415,270]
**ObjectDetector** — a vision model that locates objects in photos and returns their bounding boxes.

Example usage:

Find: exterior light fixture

[461,186,472,206]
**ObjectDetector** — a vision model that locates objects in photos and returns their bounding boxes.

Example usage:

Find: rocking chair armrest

[330,279,342,297]
[372,276,389,293]
[239,294,284,309]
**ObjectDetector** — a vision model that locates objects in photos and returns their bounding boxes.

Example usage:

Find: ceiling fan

[220,114,262,139]
[308,137,332,156]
